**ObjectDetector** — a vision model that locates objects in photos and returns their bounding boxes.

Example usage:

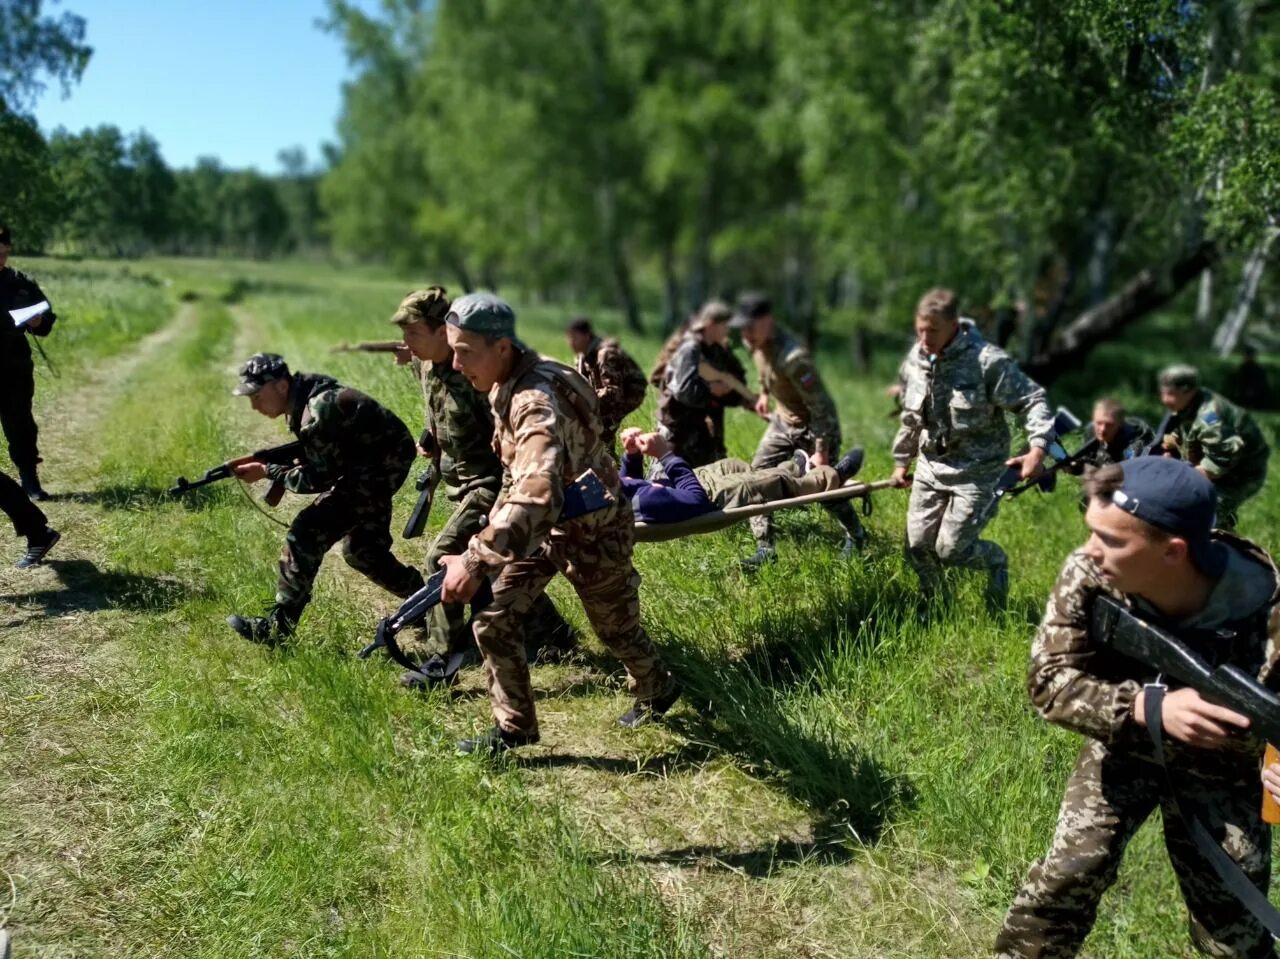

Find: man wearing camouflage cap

[565,317,648,451]
[437,292,680,754]
[657,300,754,469]
[1157,364,1270,530]
[732,292,866,570]
[390,287,575,684]
[226,352,424,643]
[890,288,1054,606]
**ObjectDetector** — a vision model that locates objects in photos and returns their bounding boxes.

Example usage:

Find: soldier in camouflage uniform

[1063,398,1154,475]
[890,288,1054,604]
[0,224,56,500]
[437,293,680,754]
[731,292,865,571]
[565,317,648,450]
[1158,365,1270,531]
[996,457,1280,958]
[226,353,424,643]
[391,288,574,683]
[657,301,752,468]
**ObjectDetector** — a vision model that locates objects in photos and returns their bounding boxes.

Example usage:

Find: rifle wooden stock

[331,340,405,354]
[697,361,756,402]
[1266,744,1280,825]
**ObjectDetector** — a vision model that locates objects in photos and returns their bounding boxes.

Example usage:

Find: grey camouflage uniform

[415,356,573,659]
[747,328,864,547]
[463,344,676,736]
[891,322,1054,586]
[995,535,1280,958]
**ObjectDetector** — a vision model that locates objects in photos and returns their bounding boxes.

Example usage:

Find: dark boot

[617,682,683,728]
[16,527,59,569]
[19,467,48,502]
[226,603,300,647]
[456,725,540,755]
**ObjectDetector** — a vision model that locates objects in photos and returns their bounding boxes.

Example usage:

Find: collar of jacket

[288,372,340,433]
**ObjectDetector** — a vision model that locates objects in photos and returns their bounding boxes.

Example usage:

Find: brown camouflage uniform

[747,328,863,547]
[575,334,647,450]
[658,333,748,467]
[892,321,1054,587]
[265,373,423,619]
[415,355,573,658]
[463,345,676,735]
[995,534,1280,958]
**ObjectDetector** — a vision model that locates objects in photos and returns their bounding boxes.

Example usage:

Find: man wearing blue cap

[997,457,1280,957]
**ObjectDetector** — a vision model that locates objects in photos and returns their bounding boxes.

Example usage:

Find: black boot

[17,527,60,569]
[19,467,48,502]
[227,604,299,647]
[456,725,540,755]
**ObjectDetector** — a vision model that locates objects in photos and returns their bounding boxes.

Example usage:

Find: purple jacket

[620,452,718,524]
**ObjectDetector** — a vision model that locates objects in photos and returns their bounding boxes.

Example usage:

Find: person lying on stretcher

[619,427,865,524]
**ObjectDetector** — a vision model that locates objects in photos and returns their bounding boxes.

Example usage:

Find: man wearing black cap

[730,292,865,569]
[996,457,1280,957]
[225,352,424,644]
[0,223,57,500]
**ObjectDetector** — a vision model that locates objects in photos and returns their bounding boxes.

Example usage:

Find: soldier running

[890,288,1053,606]
[225,353,424,644]
[437,293,680,754]
[731,292,865,571]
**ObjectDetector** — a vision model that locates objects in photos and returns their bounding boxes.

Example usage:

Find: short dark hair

[567,317,593,337]
[916,288,959,321]
[1093,396,1125,419]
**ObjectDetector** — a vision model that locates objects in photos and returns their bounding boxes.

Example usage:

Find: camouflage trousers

[423,485,574,658]
[904,472,1006,587]
[995,738,1274,958]
[470,495,675,736]
[695,457,841,511]
[748,417,862,548]
[1216,469,1268,532]
[276,476,424,616]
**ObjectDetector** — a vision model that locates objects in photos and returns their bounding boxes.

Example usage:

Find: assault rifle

[1144,409,1182,458]
[330,340,405,354]
[402,464,440,539]
[360,469,614,674]
[170,439,305,505]
[697,360,757,404]
[1091,593,1280,936]
[989,407,1095,512]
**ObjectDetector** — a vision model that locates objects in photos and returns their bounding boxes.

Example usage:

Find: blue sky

[33,0,361,173]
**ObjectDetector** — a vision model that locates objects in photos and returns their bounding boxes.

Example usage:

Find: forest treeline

[3,0,1278,367]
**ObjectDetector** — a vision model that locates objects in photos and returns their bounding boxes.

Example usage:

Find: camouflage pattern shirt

[1027,533,1280,760]
[1169,388,1270,486]
[892,323,1054,486]
[751,328,841,455]
[266,372,414,494]
[575,335,647,443]
[0,266,56,369]
[463,345,619,577]
[417,355,503,498]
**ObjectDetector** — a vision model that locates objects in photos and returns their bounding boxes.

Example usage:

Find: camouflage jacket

[417,355,502,497]
[1169,388,1270,486]
[661,334,747,412]
[266,372,414,494]
[752,328,840,454]
[463,345,619,577]
[575,335,647,441]
[1065,418,1154,474]
[0,266,56,368]
[1027,533,1280,762]
[892,323,1054,485]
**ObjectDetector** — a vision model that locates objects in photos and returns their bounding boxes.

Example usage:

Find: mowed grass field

[1,255,1278,958]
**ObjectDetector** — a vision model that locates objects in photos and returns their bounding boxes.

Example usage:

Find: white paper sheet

[9,301,50,327]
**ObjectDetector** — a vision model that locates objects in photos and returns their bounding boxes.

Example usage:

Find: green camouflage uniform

[658,333,748,467]
[1169,389,1270,530]
[892,322,1054,587]
[748,328,863,547]
[265,373,423,619]
[463,345,676,736]
[415,356,573,657]
[575,335,647,450]
[995,534,1280,958]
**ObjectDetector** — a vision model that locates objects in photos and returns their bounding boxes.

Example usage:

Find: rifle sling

[1143,683,1280,940]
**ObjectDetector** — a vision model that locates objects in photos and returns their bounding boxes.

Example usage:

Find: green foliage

[0,0,91,112]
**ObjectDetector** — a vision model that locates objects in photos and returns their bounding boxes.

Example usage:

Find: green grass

[0,254,1276,957]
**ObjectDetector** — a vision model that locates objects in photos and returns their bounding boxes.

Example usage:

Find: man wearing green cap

[225,352,424,643]
[390,287,575,684]
[436,292,680,754]
[1157,364,1270,530]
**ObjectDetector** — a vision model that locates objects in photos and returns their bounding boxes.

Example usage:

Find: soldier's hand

[440,554,481,603]
[232,461,268,483]
[620,427,643,454]
[1136,687,1250,749]
[394,345,413,366]
[26,313,44,331]
[1007,447,1047,481]
[754,392,771,419]
[890,466,912,489]
[1263,759,1280,805]
[810,448,829,468]
[638,432,670,458]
